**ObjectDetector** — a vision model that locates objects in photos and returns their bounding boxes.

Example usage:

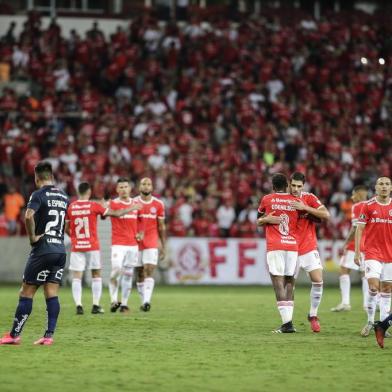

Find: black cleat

[119,305,130,314]
[140,303,151,312]
[110,302,121,313]
[273,321,296,333]
[76,305,84,315]
[91,305,104,314]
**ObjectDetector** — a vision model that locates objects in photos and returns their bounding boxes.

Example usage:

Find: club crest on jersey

[151,207,157,214]
[175,243,205,282]
[360,213,366,219]
[389,210,392,217]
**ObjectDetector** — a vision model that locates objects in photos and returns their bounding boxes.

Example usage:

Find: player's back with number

[28,185,69,257]
[258,192,300,251]
[67,200,107,252]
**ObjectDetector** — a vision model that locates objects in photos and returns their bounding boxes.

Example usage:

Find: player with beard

[134,178,166,312]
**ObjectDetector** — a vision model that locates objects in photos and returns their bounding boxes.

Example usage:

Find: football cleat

[308,315,321,333]
[272,322,296,333]
[140,303,151,312]
[119,305,130,313]
[360,321,374,337]
[330,303,351,312]
[110,302,121,313]
[91,305,104,314]
[76,305,84,315]
[34,337,54,346]
[374,322,386,348]
[0,333,21,345]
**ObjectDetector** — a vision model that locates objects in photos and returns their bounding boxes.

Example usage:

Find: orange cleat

[308,315,321,333]
[34,337,54,346]
[0,333,21,345]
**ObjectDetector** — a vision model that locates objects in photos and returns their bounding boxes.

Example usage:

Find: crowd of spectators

[0,8,391,239]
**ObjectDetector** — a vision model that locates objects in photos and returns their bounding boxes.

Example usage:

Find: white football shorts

[298,250,323,273]
[111,245,139,269]
[340,250,364,271]
[139,248,159,266]
[266,250,298,277]
[365,259,392,281]
[69,250,101,272]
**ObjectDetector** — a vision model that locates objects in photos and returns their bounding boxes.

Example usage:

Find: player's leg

[34,253,66,345]
[331,251,357,311]
[267,251,296,333]
[119,247,138,313]
[141,249,159,311]
[69,252,86,314]
[135,265,145,305]
[361,260,382,336]
[0,282,39,345]
[379,282,392,322]
[89,251,103,314]
[109,246,123,311]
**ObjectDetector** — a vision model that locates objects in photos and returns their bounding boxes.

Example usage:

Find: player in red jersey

[109,178,143,313]
[65,182,140,315]
[289,172,330,333]
[257,173,300,333]
[134,177,166,312]
[331,185,368,313]
[355,177,392,337]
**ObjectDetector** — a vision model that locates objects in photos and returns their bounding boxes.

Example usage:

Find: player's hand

[354,252,362,266]
[131,203,142,211]
[29,234,44,245]
[291,201,307,211]
[159,247,166,261]
[136,232,144,241]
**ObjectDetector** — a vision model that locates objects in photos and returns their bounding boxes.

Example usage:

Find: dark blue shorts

[23,253,66,286]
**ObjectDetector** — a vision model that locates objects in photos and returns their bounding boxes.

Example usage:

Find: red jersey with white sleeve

[66,200,108,252]
[258,192,300,252]
[110,198,139,246]
[135,195,165,250]
[297,192,323,255]
[358,197,392,262]
[346,200,367,252]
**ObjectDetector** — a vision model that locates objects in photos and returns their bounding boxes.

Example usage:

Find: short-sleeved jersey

[358,198,392,263]
[110,198,139,246]
[258,192,300,252]
[27,185,69,257]
[297,192,323,255]
[134,195,165,250]
[346,200,367,252]
[66,200,108,252]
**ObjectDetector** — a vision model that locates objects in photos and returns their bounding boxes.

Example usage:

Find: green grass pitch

[0,285,389,392]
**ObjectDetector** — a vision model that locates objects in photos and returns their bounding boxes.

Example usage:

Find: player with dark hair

[109,178,143,313]
[289,172,330,333]
[257,173,300,333]
[331,185,368,312]
[355,176,392,338]
[65,182,141,315]
[0,161,69,345]
[133,177,166,312]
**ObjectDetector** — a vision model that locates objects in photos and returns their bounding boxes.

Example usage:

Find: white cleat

[330,303,351,312]
[360,322,374,337]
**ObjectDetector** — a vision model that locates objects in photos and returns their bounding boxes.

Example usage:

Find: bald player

[134,178,166,311]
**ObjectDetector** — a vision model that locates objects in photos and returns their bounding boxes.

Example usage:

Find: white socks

[121,267,134,306]
[92,277,102,306]
[143,277,155,304]
[277,301,294,324]
[339,274,350,305]
[109,275,120,304]
[309,282,323,317]
[72,278,82,306]
[379,292,391,321]
[361,277,369,309]
[367,290,378,323]
[136,282,144,304]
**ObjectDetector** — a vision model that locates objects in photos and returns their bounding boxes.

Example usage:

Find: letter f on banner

[208,240,227,278]
[238,242,257,278]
